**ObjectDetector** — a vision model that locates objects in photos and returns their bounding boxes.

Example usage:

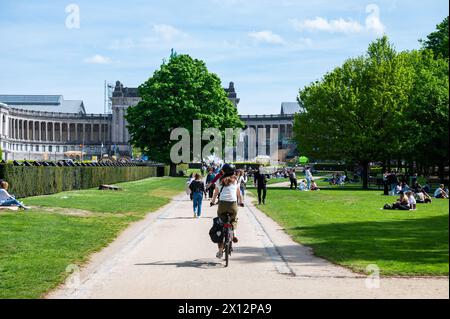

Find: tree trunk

[170,163,177,177]
[438,162,445,183]
[362,161,369,190]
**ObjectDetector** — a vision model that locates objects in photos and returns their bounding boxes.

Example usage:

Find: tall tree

[402,49,449,180]
[126,54,243,175]
[420,16,449,59]
[293,37,414,188]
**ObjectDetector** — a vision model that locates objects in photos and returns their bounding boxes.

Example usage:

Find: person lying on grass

[0,181,30,210]
[415,190,432,204]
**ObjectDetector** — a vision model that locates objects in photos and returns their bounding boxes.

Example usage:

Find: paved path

[48,193,449,299]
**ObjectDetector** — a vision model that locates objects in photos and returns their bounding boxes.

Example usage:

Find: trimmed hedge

[0,164,161,198]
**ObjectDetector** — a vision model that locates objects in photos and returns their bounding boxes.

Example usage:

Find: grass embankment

[0,177,184,299]
[248,186,449,276]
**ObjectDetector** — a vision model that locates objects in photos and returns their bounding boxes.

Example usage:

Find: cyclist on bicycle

[210,163,243,259]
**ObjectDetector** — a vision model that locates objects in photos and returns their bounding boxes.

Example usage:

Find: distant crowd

[382,170,449,211]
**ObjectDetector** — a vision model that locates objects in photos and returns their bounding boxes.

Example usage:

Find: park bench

[98,184,122,191]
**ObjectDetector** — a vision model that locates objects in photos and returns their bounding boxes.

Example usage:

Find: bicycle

[222,212,234,267]
[211,202,243,267]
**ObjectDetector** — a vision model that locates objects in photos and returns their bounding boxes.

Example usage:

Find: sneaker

[216,250,223,259]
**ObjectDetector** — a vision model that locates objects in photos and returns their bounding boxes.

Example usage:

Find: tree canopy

[420,16,449,59]
[126,54,243,172]
[293,36,449,188]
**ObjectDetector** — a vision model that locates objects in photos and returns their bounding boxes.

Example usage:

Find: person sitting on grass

[310,180,320,191]
[415,190,432,204]
[0,181,30,210]
[406,191,416,211]
[392,191,410,210]
[298,179,308,191]
[434,184,449,199]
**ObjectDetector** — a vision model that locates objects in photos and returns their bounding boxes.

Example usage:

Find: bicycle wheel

[225,242,229,267]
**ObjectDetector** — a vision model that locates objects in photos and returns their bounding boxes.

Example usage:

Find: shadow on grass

[248,186,383,192]
[289,214,449,274]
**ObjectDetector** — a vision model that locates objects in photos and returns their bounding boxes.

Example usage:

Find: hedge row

[0,164,164,198]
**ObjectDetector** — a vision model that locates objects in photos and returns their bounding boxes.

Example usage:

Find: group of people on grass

[384,182,448,211]
[288,167,320,192]
[0,179,30,210]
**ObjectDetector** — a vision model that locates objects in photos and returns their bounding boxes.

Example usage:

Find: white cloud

[83,54,112,64]
[153,24,188,42]
[290,4,385,35]
[248,30,285,44]
[365,4,385,36]
[290,17,363,34]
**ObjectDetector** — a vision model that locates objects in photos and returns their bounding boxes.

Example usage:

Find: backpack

[209,217,224,243]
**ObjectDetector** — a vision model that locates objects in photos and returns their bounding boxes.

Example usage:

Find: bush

[0,164,162,198]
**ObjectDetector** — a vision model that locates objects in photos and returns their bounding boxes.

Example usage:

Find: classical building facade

[0,81,299,161]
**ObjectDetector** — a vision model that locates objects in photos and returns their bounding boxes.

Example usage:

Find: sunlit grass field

[0,177,184,299]
[248,186,449,276]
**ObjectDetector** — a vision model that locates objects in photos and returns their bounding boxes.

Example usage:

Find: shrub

[0,164,162,198]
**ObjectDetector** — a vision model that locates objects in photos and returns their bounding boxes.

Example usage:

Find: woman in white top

[0,181,30,210]
[211,164,243,259]
[237,170,248,201]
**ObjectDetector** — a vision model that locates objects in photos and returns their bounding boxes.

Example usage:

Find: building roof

[0,95,86,114]
[280,102,300,115]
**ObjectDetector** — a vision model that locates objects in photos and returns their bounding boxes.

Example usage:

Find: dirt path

[47,193,449,299]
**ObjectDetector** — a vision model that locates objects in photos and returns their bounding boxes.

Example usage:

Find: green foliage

[294,36,414,187]
[420,16,449,59]
[294,35,449,187]
[0,164,159,198]
[126,54,244,165]
[0,147,2,161]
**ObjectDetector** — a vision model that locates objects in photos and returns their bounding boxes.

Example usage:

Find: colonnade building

[0,81,299,161]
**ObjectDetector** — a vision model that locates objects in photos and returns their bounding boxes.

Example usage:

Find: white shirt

[416,192,425,201]
[216,179,238,202]
[0,189,11,201]
[305,170,312,179]
[408,195,416,205]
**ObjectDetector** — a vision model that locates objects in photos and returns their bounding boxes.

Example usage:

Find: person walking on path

[237,169,248,201]
[205,168,216,200]
[289,169,298,190]
[305,167,313,190]
[255,169,268,205]
[189,173,206,218]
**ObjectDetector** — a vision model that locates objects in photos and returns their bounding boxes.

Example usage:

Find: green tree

[126,54,243,175]
[294,37,414,188]
[420,16,449,59]
[402,49,449,180]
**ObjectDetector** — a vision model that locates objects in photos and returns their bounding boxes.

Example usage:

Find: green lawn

[0,177,184,299]
[248,187,449,276]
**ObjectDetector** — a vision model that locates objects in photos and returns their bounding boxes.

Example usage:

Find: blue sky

[0,0,448,114]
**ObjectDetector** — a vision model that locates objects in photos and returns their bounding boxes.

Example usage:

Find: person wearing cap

[211,163,243,259]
